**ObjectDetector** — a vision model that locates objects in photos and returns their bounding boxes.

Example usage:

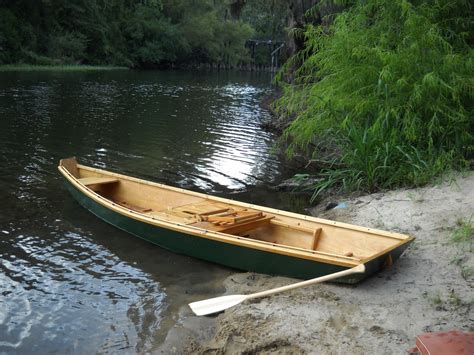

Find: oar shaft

[246,264,365,300]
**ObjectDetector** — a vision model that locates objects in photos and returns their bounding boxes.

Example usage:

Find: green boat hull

[64,180,409,283]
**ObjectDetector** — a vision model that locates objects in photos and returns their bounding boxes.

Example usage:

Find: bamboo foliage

[274,0,473,194]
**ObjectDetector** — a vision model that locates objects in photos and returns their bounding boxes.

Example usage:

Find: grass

[451,217,474,252]
[307,122,454,202]
[450,255,464,266]
[426,290,467,310]
[450,217,473,280]
[408,240,419,251]
[0,64,129,72]
[461,266,474,280]
[448,290,462,308]
[407,191,427,203]
[429,292,443,307]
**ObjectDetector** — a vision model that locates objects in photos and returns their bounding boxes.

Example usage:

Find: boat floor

[112,198,276,235]
[102,194,362,262]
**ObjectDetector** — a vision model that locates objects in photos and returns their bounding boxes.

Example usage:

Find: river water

[0,70,307,353]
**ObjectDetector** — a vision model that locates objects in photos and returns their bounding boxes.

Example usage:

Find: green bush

[175,8,253,66]
[275,0,474,196]
[217,21,254,66]
[124,5,186,66]
[0,8,36,64]
[48,32,87,64]
[21,50,59,66]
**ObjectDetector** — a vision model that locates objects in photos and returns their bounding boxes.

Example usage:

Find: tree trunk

[230,0,246,20]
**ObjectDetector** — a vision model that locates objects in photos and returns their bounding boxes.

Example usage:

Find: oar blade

[189,294,247,316]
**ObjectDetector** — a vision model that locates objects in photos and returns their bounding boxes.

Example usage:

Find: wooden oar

[189,264,366,316]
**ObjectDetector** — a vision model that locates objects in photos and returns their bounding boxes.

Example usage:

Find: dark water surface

[0,70,303,353]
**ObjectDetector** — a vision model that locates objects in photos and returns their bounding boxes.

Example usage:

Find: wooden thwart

[214,215,274,234]
[78,177,119,186]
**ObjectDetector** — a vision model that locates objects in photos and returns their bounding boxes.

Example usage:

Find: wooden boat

[58,157,414,283]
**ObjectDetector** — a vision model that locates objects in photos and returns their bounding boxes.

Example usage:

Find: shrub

[48,32,88,64]
[274,0,474,196]
[0,9,30,63]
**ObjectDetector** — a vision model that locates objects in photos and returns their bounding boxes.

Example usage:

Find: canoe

[58,157,414,283]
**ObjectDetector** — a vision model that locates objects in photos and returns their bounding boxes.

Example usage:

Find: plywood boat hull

[59,158,414,283]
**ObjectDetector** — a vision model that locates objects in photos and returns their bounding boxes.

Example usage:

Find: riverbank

[0,64,128,72]
[157,172,473,353]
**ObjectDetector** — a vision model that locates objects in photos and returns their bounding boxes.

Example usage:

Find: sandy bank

[157,173,473,354]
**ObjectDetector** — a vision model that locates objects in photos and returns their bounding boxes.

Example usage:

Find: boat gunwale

[58,163,414,268]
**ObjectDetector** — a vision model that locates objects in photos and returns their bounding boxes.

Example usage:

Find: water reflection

[0,70,289,352]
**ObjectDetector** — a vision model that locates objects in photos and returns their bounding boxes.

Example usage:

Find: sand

[156,173,473,354]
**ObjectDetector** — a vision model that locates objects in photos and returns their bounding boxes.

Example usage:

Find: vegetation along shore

[272,0,473,201]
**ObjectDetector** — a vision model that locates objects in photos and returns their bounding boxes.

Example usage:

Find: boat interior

[60,157,411,264]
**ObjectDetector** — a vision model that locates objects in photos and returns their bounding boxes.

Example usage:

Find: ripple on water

[0,231,165,353]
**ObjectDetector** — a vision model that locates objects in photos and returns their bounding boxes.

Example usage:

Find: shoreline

[0,64,129,72]
[0,64,282,73]
[156,172,473,353]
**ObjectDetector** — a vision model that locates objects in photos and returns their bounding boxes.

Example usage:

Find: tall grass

[274,0,473,197]
[452,217,473,252]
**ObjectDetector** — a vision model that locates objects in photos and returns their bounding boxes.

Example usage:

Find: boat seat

[78,177,119,187]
